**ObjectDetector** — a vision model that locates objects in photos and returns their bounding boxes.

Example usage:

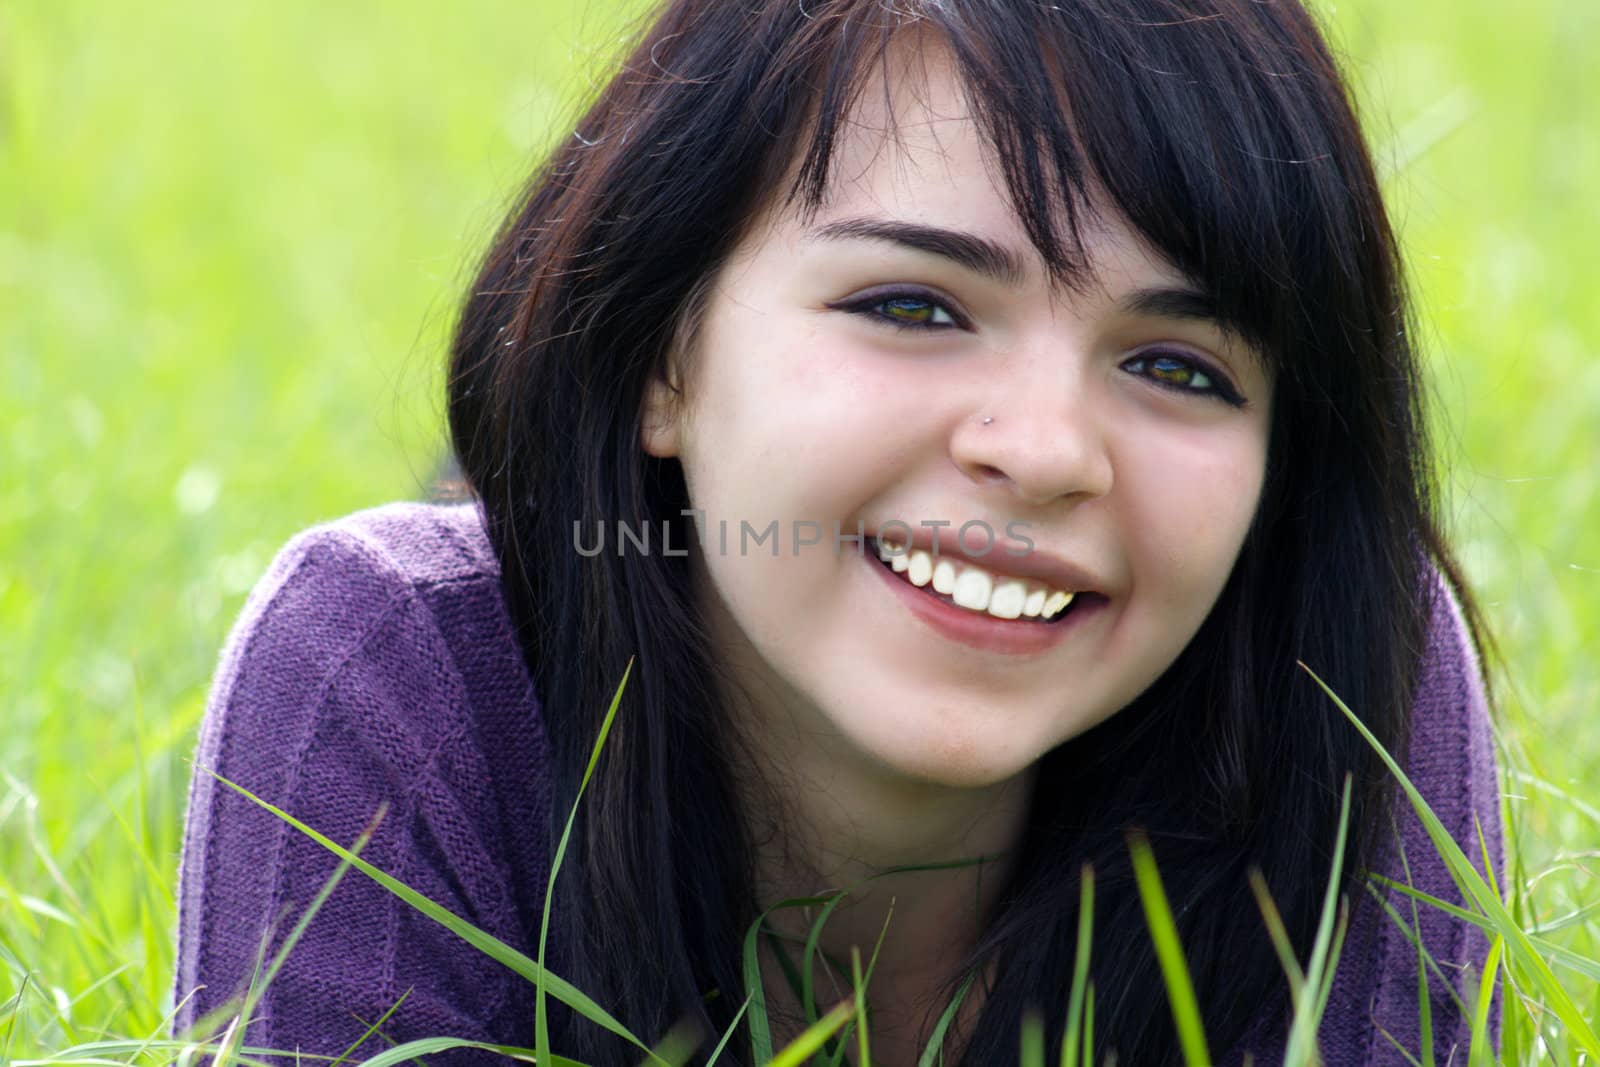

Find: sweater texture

[173,500,1502,1065]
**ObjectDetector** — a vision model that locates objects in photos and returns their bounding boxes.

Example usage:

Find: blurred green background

[2,0,1596,1055]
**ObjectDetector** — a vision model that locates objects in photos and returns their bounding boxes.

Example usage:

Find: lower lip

[864,551,1095,656]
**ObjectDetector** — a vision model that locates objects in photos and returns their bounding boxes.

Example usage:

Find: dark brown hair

[446,0,1487,1062]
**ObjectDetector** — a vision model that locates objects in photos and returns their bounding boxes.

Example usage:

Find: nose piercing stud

[982,416,994,425]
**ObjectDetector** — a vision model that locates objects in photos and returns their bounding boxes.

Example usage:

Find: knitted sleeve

[1344,571,1504,1063]
[172,513,548,1065]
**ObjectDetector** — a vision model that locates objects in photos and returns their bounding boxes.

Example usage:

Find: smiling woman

[173,2,1501,1065]
[638,61,1274,795]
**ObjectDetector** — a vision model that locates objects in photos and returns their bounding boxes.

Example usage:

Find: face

[640,40,1273,792]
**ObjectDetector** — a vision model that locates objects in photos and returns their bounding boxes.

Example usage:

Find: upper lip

[868,525,1103,596]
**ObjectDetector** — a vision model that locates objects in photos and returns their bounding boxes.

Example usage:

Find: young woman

[174,1,1503,1064]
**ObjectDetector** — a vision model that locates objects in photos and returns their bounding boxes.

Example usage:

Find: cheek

[675,318,893,624]
[687,337,903,522]
[1119,422,1267,604]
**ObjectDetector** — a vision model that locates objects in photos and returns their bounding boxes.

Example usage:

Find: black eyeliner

[1126,349,1248,408]
[825,284,970,331]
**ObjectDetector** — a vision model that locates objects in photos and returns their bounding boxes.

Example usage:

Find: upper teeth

[875,538,1076,621]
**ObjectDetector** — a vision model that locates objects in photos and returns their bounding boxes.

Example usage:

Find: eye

[828,286,966,331]
[1121,349,1246,407]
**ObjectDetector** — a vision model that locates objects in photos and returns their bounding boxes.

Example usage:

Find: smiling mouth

[868,537,1096,625]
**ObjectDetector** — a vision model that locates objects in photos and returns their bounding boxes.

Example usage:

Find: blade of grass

[539,659,643,1066]
[1372,876,1600,984]
[1525,899,1600,937]
[636,1015,701,1067]
[348,1035,586,1066]
[824,896,895,1067]
[208,1015,241,1067]
[180,812,375,1058]
[806,856,993,1066]
[1127,831,1211,1067]
[1300,661,1600,1056]
[1061,864,1094,1067]
[1368,879,1478,927]
[130,681,168,1017]
[1307,899,1351,1052]
[1475,817,1501,903]
[705,992,755,1066]
[1468,936,1504,1067]
[851,947,869,1067]
[207,770,652,1057]
[1363,881,1479,1023]
[1371,1025,1428,1067]
[744,894,842,1065]
[1082,983,1094,1067]
[26,1036,338,1066]
[234,808,381,1054]
[1283,776,1354,1067]
[769,930,857,1009]
[335,989,415,1067]
[801,891,848,1061]
[766,1001,856,1067]
[133,987,207,1067]
[1020,1009,1044,1067]
[4,955,78,1045]
[916,970,976,1067]
[1390,826,1435,1067]
[1505,768,1600,828]
[43,1036,371,1062]
[3,972,30,1064]
[763,927,814,1042]
[1248,870,1306,998]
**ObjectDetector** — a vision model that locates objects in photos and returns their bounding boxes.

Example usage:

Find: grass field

[3,0,1597,1062]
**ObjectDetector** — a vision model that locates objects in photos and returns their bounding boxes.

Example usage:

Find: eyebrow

[1118,285,1255,360]
[1117,285,1221,326]
[807,217,1028,287]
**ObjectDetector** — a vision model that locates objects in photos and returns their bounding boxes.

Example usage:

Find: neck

[721,664,1034,1060]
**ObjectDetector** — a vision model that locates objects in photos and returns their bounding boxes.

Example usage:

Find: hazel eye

[1122,351,1245,407]
[1148,355,1211,390]
[877,297,956,327]
[829,287,965,331]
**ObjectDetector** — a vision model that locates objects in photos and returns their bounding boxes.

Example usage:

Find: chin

[855,715,1040,792]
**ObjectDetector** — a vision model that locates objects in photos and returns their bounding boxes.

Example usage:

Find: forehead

[753,29,1193,299]
[820,37,1018,242]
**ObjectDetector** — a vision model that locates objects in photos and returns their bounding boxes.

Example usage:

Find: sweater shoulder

[290,498,501,591]
[175,499,551,1055]
[190,497,529,810]
[192,499,507,751]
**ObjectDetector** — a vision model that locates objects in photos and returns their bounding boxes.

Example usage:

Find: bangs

[769,0,1378,375]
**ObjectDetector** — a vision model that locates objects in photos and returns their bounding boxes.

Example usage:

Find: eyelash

[830,285,969,330]
[829,287,1247,408]
[1121,351,1247,408]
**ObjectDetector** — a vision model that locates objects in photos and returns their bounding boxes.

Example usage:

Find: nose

[949,361,1115,507]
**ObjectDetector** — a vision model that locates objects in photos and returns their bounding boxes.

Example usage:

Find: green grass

[71,664,1568,1066]
[2,0,1597,1062]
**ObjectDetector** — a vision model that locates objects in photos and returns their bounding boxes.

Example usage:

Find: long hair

[446,0,1489,1062]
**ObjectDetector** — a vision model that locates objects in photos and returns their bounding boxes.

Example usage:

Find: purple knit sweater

[173,500,1502,1065]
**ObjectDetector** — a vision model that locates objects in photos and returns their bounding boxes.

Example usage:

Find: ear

[642,274,712,459]
[639,358,685,459]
